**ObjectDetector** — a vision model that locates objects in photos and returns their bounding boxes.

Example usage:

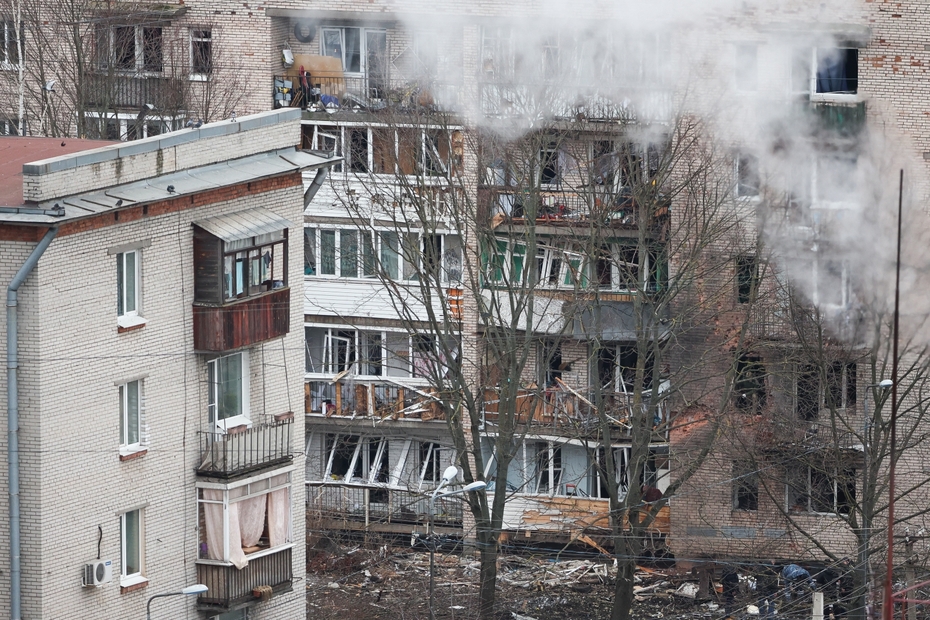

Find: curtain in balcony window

[203,489,248,569]
[268,488,290,547]
[238,494,267,548]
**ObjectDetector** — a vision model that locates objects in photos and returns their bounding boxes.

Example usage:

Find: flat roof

[0,137,118,206]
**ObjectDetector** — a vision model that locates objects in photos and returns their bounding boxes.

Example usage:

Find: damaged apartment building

[6,0,930,602]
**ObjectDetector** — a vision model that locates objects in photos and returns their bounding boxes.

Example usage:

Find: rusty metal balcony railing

[196,416,293,479]
[196,546,293,611]
[81,73,187,110]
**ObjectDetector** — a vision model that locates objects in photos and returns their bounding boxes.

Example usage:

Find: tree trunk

[477,534,499,619]
[612,531,640,620]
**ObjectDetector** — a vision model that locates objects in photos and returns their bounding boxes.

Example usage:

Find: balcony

[82,73,186,110]
[197,546,293,612]
[485,188,670,229]
[196,416,293,479]
[478,81,673,122]
[274,74,459,113]
[305,380,444,421]
[193,287,290,352]
[306,483,464,534]
[482,385,668,440]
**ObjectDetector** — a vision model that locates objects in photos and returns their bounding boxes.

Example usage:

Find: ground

[304,536,828,619]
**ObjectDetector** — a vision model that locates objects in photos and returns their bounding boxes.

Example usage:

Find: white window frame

[532,442,563,497]
[207,352,251,431]
[305,326,416,379]
[811,257,849,310]
[196,469,293,564]
[320,26,386,78]
[116,249,144,329]
[190,28,213,81]
[96,24,163,75]
[0,19,22,69]
[119,379,142,453]
[306,226,461,283]
[120,508,145,586]
[85,111,178,142]
[794,47,859,103]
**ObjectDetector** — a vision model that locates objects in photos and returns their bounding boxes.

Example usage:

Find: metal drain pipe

[6,227,57,619]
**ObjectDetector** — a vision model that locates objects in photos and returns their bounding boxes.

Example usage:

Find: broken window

[737,154,760,198]
[348,128,369,173]
[481,26,515,81]
[324,434,389,484]
[786,465,855,515]
[643,447,670,494]
[733,461,759,511]
[734,354,766,413]
[596,345,650,393]
[812,257,849,308]
[590,447,630,500]
[816,48,858,94]
[539,340,563,387]
[797,364,820,420]
[539,141,560,185]
[736,254,759,303]
[422,131,450,176]
[533,442,563,496]
[826,362,856,410]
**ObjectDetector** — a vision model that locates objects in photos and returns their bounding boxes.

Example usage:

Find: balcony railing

[305,380,443,421]
[193,287,290,352]
[196,416,293,479]
[306,483,463,528]
[82,73,186,110]
[486,188,670,228]
[274,74,460,112]
[478,82,673,122]
[482,386,668,439]
[197,546,293,611]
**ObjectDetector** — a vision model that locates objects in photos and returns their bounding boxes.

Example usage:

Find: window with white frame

[320,26,387,95]
[811,257,849,309]
[0,20,22,67]
[207,352,249,430]
[117,249,140,319]
[589,447,630,500]
[533,442,563,496]
[786,465,855,515]
[736,153,760,198]
[323,435,389,484]
[198,471,291,567]
[796,361,856,420]
[793,47,858,99]
[190,28,212,78]
[94,24,162,73]
[83,112,177,142]
[304,227,461,283]
[119,379,142,451]
[306,124,457,177]
[305,327,416,377]
[120,508,144,584]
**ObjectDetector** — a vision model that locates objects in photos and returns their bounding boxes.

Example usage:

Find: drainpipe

[6,227,56,620]
[303,166,329,208]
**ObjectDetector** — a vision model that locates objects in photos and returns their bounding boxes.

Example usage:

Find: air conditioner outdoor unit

[83,560,113,587]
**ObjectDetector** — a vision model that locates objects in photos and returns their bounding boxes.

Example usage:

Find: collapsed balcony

[481,383,669,440]
[305,380,446,421]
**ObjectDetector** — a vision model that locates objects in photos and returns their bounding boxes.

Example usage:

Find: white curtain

[267,488,290,547]
[238,494,267,549]
[203,489,248,570]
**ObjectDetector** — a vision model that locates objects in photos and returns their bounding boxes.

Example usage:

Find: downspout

[303,166,328,208]
[7,227,57,620]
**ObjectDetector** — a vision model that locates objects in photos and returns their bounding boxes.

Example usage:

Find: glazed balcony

[196,415,294,479]
[484,188,670,230]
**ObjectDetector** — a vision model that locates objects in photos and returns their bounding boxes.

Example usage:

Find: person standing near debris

[781,563,814,604]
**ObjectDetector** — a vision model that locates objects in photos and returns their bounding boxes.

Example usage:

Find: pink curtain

[203,489,248,569]
[237,494,267,549]
[267,488,290,547]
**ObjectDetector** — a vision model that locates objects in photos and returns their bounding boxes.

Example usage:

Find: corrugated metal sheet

[194,207,292,242]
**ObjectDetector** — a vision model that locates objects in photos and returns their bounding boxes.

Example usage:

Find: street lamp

[146,584,208,619]
[860,379,893,620]
[428,465,487,620]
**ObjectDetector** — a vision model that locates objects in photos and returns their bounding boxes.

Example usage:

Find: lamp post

[428,465,487,620]
[146,584,208,620]
[860,379,893,620]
